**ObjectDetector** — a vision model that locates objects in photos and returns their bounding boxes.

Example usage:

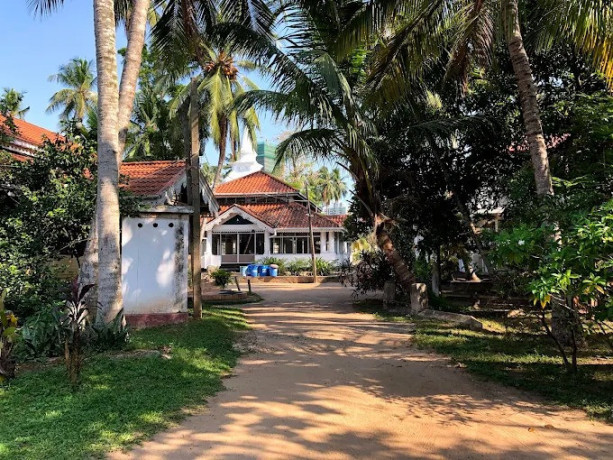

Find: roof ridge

[215,170,300,194]
[122,159,184,165]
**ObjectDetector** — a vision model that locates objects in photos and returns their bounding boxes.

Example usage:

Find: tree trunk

[504,0,553,196]
[187,79,202,319]
[94,0,122,324]
[212,119,227,189]
[504,0,576,344]
[431,246,441,296]
[117,0,150,155]
[375,216,415,294]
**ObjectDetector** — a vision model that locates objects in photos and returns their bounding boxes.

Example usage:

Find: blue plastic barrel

[269,267,278,277]
[246,264,258,277]
[259,265,269,276]
[239,266,248,276]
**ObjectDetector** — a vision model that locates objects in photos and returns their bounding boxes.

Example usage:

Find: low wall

[239,275,340,284]
[125,312,189,329]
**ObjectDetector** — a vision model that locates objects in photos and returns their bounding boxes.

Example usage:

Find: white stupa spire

[223,130,263,182]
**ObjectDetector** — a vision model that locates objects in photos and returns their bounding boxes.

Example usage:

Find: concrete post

[328,231,336,254]
[320,231,327,253]
[410,283,429,314]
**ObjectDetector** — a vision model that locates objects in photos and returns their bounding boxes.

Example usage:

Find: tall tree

[32,0,151,323]
[318,166,347,206]
[1,89,30,119]
[47,58,98,124]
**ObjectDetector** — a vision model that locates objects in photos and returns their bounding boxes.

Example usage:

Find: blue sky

[0,1,289,166]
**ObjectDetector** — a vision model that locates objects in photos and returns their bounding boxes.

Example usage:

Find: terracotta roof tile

[0,115,63,147]
[211,203,342,229]
[325,214,348,226]
[214,171,298,195]
[120,160,185,197]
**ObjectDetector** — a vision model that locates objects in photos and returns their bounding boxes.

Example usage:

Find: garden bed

[238,275,340,284]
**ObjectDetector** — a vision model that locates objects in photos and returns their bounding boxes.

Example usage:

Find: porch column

[264,230,271,256]
[328,231,336,254]
[319,231,327,254]
[205,230,213,256]
[342,241,349,255]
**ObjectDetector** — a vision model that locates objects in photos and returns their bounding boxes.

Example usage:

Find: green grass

[0,307,248,459]
[354,300,613,422]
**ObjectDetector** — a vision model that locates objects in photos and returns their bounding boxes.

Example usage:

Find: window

[270,233,321,254]
[239,233,255,255]
[256,233,265,254]
[221,234,237,255]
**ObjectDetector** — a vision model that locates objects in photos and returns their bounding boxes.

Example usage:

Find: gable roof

[214,171,299,195]
[120,160,185,197]
[0,115,64,160]
[208,202,343,230]
[325,214,348,226]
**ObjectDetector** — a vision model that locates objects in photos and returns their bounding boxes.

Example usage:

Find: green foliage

[211,269,232,288]
[90,309,130,352]
[352,250,395,296]
[18,305,64,359]
[315,257,336,276]
[286,258,312,275]
[528,201,613,321]
[0,308,245,458]
[0,290,18,383]
[60,282,92,386]
[0,88,29,119]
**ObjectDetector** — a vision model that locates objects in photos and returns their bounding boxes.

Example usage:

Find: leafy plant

[0,289,18,382]
[286,258,311,276]
[351,250,395,296]
[60,281,93,386]
[90,308,130,352]
[19,304,64,359]
[211,269,232,288]
[315,258,336,276]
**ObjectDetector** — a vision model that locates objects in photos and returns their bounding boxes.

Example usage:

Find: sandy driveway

[112,284,613,459]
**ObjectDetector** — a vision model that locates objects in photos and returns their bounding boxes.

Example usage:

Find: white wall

[122,215,189,315]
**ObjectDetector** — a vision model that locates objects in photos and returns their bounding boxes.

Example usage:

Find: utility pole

[187,78,202,319]
[306,179,318,283]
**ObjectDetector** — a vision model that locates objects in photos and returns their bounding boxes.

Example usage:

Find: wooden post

[306,180,318,283]
[187,78,202,319]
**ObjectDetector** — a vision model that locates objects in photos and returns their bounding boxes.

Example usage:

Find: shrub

[315,258,336,276]
[60,282,92,386]
[352,250,395,296]
[19,304,64,359]
[0,290,18,382]
[212,269,232,288]
[90,309,130,352]
[286,258,311,275]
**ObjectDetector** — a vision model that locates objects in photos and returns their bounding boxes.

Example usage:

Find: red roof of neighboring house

[0,115,64,161]
[120,160,185,197]
[326,214,348,226]
[214,171,298,195]
[211,202,342,229]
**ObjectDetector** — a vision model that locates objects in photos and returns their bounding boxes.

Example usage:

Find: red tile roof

[120,160,185,197]
[0,115,64,160]
[0,115,63,147]
[325,214,348,226]
[214,171,298,195]
[212,202,342,229]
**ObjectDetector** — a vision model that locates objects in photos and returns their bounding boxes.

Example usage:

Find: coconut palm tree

[1,89,30,119]
[336,0,613,199]
[33,0,152,323]
[318,166,347,206]
[233,1,418,292]
[195,46,260,188]
[47,58,98,125]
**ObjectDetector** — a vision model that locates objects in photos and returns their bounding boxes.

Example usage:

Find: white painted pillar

[320,231,326,254]
[264,230,271,256]
[328,231,336,254]
[342,241,349,255]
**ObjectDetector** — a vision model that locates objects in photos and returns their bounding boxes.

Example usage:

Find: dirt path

[112,284,613,459]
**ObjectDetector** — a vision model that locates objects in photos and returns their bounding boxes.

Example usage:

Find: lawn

[0,307,247,459]
[354,300,613,422]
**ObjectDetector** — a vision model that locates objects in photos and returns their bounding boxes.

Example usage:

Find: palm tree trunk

[503,0,553,196]
[93,0,122,324]
[118,0,150,155]
[213,118,228,188]
[375,216,415,294]
[80,0,149,312]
